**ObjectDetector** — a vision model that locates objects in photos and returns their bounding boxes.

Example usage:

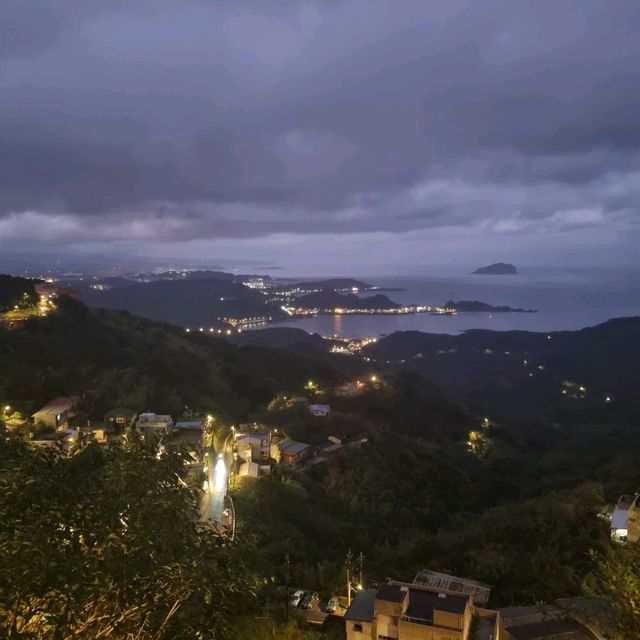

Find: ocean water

[268,267,640,338]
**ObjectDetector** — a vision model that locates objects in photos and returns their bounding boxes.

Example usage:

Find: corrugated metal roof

[611,508,628,529]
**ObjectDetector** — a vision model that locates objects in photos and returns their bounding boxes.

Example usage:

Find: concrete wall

[346,620,375,640]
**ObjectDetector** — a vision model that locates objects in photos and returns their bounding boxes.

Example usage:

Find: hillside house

[279,440,312,465]
[235,431,271,462]
[611,493,640,543]
[104,408,137,432]
[32,396,79,430]
[135,413,174,436]
[345,581,473,640]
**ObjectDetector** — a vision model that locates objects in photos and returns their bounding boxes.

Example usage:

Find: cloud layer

[1,0,640,266]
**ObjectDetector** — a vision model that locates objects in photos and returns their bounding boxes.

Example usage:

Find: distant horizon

[2,252,640,281]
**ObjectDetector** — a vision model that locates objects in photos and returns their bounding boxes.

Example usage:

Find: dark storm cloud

[1,0,640,258]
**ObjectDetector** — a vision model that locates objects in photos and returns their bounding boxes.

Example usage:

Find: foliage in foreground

[585,543,640,639]
[0,438,252,639]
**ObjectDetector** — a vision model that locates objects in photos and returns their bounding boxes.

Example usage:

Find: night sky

[2,1,640,272]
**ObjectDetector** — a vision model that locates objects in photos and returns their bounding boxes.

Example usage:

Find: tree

[0,437,254,639]
[584,545,640,639]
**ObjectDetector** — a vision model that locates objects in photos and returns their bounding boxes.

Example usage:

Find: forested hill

[81,277,283,328]
[363,317,640,422]
[0,298,339,423]
[0,275,39,310]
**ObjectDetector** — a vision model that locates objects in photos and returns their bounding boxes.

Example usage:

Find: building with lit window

[32,396,80,430]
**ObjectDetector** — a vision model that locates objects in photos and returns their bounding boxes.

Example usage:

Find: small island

[472,263,518,275]
[445,299,536,313]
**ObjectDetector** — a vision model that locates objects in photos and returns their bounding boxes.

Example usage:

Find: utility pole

[284,553,290,622]
[346,548,353,607]
[358,551,364,588]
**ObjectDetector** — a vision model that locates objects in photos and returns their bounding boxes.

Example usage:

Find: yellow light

[4,405,10,412]
[370,375,378,383]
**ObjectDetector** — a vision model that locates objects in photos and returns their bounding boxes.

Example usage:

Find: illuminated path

[199,433,234,531]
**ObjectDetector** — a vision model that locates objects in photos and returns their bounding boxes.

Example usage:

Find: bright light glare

[214,457,227,491]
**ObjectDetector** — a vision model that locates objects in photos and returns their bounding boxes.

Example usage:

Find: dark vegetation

[81,277,283,328]
[0,437,251,639]
[363,318,640,423]
[0,275,39,310]
[445,299,536,313]
[0,297,338,424]
[278,278,373,292]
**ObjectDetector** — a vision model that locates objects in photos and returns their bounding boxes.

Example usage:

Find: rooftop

[344,589,376,622]
[33,396,79,417]
[279,440,311,455]
[236,430,270,441]
[175,419,202,429]
[507,619,592,640]
[414,569,491,605]
[404,589,468,624]
[376,584,406,603]
[611,508,628,529]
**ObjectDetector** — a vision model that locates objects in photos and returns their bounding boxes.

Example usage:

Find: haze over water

[270,267,640,337]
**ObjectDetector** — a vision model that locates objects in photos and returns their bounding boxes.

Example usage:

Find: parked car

[289,590,305,607]
[300,591,319,609]
[326,595,339,613]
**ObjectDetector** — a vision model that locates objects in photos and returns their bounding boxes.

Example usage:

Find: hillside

[0,298,337,423]
[279,278,373,292]
[0,275,39,310]
[363,317,640,422]
[81,277,282,328]
[294,290,400,310]
[2,296,637,618]
[445,299,536,313]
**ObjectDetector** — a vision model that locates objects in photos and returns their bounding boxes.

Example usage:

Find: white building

[135,413,174,436]
[234,431,271,461]
[309,404,331,417]
[611,493,639,543]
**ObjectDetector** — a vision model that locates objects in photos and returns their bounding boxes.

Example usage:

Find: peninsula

[445,300,536,313]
